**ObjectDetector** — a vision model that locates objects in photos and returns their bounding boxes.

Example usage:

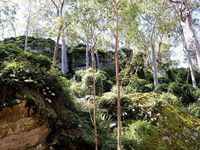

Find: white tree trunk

[96,50,100,70]
[181,0,200,69]
[181,29,197,89]
[92,51,96,70]
[151,44,158,87]
[24,0,32,51]
[187,51,197,89]
[61,31,68,74]
[86,45,90,69]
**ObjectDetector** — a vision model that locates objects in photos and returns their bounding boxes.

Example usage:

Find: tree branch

[169,0,182,4]
[50,0,59,16]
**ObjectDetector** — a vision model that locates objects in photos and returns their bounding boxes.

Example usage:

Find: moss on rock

[98,92,200,150]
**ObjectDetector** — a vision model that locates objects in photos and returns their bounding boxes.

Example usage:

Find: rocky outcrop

[2,36,115,73]
[0,100,50,150]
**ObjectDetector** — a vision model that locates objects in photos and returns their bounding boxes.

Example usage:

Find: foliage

[98,92,200,150]
[158,76,170,84]
[71,69,113,97]
[123,77,153,94]
[168,82,196,104]
[187,89,200,119]
[4,36,56,58]
[121,52,147,86]
[0,43,78,127]
[166,68,189,83]
[97,113,117,150]
[187,100,200,119]
[123,121,164,150]
[154,83,168,93]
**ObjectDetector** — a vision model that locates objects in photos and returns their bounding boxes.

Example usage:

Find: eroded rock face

[0,100,50,150]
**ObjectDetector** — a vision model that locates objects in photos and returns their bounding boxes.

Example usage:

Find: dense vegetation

[0,0,200,150]
[0,42,199,149]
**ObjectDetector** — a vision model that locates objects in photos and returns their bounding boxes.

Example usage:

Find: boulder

[0,100,50,150]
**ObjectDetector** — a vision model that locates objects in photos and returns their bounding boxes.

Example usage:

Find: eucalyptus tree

[164,0,199,88]
[73,0,112,69]
[23,0,34,51]
[0,0,18,39]
[122,0,177,87]
[61,27,68,74]
[170,4,198,88]
[42,0,75,73]
[63,0,92,69]
[114,1,122,149]
[169,0,200,69]
[21,0,46,51]
[50,0,65,63]
[182,34,197,88]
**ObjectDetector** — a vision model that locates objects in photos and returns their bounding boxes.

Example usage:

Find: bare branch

[169,0,182,3]
[50,0,59,16]
[179,1,186,22]
[60,0,65,16]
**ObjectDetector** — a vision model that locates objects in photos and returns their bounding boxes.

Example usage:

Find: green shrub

[24,52,52,70]
[158,76,169,84]
[181,84,196,104]
[98,92,164,123]
[123,121,163,150]
[97,114,117,150]
[144,70,154,83]
[154,83,168,93]
[168,82,183,97]
[166,68,188,83]
[72,69,113,97]
[187,100,200,119]
[122,77,153,94]
[159,93,182,107]
[195,88,200,100]
[168,82,196,104]
[131,79,152,93]
[168,82,195,104]
[0,43,23,63]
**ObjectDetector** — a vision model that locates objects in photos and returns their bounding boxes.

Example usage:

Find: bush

[168,82,196,104]
[166,68,188,83]
[154,83,168,93]
[98,92,167,123]
[168,82,183,97]
[158,76,169,84]
[195,88,200,100]
[123,121,163,150]
[181,84,196,104]
[97,114,117,150]
[124,78,153,93]
[187,100,200,119]
[72,69,113,97]
[159,93,182,107]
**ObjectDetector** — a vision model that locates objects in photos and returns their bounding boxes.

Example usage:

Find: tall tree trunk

[96,50,100,70]
[151,44,159,87]
[181,32,197,89]
[9,21,16,37]
[51,0,65,64]
[86,44,90,69]
[181,10,200,69]
[24,0,32,51]
[24,20,30,51]
[53,25,62,63]
[61,30,68,74]
[182,0,200,69]
[170,0,200,69]
[186,51,197,89]
[91,48,98,150]
[92,52,96,70]
[115,6,122,150]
